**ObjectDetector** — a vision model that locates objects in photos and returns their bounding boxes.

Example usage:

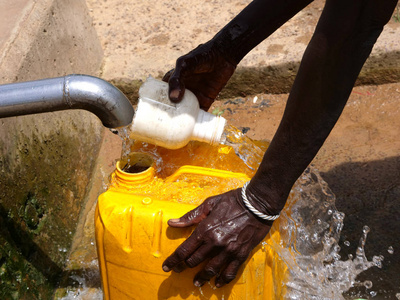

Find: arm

[164,0,313,109]
[163,0,397,288]
[212,0,314,64]
[246,0,398,216]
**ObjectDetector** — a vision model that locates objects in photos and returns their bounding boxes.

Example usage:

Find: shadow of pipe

[0,202,102,291]
[0,203,63,286]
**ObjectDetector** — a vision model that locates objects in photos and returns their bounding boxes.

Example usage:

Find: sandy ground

[85,0,321,81]
[61,1,400,298]
[86,0,400,100]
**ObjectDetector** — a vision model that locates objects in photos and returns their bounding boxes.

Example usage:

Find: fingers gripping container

[129,76,226,149]
[95,142,287,299]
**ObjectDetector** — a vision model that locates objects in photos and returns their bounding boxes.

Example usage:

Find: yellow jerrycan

[95,140,286,299]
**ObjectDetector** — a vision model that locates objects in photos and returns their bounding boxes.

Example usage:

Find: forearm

[246,0,397,215]
[212,0,314,64]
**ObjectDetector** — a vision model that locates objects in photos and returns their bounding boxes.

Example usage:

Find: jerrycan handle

[165,165,250,183]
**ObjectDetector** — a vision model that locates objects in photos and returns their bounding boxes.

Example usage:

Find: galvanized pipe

[0,74,134,128]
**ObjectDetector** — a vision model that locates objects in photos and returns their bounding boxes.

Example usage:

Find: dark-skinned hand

[162,41,236,111]
[162,188,272,288]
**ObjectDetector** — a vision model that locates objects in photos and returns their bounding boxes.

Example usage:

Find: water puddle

[58,259,102,300]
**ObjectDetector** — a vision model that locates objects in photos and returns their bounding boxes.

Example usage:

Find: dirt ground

[81,0,400,298]
[207,84,400,298]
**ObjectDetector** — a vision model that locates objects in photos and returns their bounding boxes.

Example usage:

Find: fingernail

[169,89,180,101]
[162,265,170,272]
[168,218,180,223]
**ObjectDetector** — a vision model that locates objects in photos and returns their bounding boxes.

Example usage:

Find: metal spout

[0,74,134,128]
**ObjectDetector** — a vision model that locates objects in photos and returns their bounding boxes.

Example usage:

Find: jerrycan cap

[115,152,155,184]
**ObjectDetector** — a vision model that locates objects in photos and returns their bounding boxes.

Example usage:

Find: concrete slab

[0,0,104,299]
[0,0,103,83]
[0,0,32,55]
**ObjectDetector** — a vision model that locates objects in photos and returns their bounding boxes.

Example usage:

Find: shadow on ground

[320,156,400,298]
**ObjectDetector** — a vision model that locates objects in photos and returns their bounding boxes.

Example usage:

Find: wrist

[245,179,289,217]
[241,182,280,221]
[189,40,238,71]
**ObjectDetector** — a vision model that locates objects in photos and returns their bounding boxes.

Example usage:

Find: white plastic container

[130,76,226,149]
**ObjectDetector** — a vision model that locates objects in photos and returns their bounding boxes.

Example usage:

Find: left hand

[162,41,236,111]
[162,188,272,288]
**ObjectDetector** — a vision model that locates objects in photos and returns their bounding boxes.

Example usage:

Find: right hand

[163,42,237,111]
[162,188,272,288]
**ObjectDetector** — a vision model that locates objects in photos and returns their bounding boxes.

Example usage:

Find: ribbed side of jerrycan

[95,141,287,299]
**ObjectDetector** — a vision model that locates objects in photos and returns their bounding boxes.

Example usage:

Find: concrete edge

[109,49,400,105]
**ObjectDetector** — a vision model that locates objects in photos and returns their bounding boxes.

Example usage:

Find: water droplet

[207,281,217,290]
[364,280,373,289]
[198,286,204,297]
[388,246,394,254]
[363,225,370,234]
[344,240,350,246]
[372,255,384,268]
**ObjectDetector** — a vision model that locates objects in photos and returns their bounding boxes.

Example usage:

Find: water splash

[59,259,102,300]
[266,168,384,299]
[221,125,266,171]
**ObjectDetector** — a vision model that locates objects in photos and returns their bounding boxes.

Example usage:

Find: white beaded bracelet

[241,181,280,221]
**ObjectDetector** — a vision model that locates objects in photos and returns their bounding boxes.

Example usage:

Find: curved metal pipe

[0,74,134,128]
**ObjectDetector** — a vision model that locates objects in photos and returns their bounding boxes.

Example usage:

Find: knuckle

[203,266,218,277]
[185,256,200,268]
[230,245,250,262]
[236,252,249,263]
[221,272,236,283]
[207,229,225,245]
[175,245,191,260]
[225,243,238,255]
[211,238,225,248]
[176,56,188,68]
